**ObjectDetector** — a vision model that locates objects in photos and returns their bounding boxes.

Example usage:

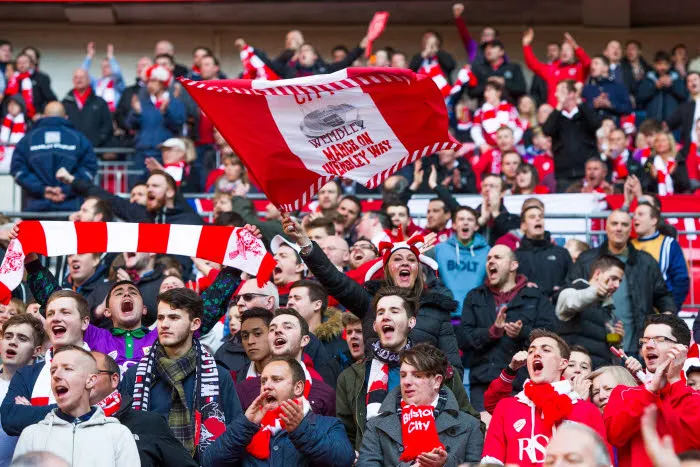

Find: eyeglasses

[638,336,677,347]
[233,293,269,303]
[350,243,376,253]
[97,370,116,376]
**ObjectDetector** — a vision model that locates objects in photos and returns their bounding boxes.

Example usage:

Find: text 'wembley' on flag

[180,67,458,212]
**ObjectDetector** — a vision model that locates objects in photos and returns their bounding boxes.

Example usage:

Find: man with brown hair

[1,290,91,437]
[0,314,46,464]
[358,343,483,466]
[481,329,606,466]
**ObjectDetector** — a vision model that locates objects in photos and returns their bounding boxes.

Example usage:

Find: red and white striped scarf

[653,155,675,196]
[611,151,629,183]
[73,88,92,110]
[164,161,186,186]
[0,113,26,145]
[97,390,123,417]
[420,61,450,98]
[6,72,35,118]
[472,101,520,147]
[96,77,116,112]
[0,221,276,305]
[150,91,169,110]
[245,398,311,460]
[366,358,389,420]
[449,64,477,97]
[240,46,280,81]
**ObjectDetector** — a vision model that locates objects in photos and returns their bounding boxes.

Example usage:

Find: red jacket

[482,380,606,466]
[604,381,700,467]
[522,45,591,106]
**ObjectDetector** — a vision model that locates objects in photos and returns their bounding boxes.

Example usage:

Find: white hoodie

[12,407,139,467]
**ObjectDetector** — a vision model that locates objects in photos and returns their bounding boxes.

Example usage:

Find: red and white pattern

[240,46,280,81]
[471,101,523,147]
[5,72,35,118]
[449,64,477,97]
[96,78,117,112]
[1,113,26,146]
[180,67,457,212]
[420,62,450,98]
[653,155,675,196]
[164,161,186,186]
[0,221,276,304]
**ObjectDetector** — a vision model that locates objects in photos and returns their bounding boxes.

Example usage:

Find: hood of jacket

[443,232,489,255]
[33,116,76,131]
[41,407,119,428]
[518,231,553,251]
[315,307,344,343]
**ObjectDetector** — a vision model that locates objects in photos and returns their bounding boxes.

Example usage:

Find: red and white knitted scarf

[0,221,276,305]
[449,65,477,97]
[73,88,92,110]
[97,390,123,417]
[245,398,310,459]
[420,61,450,98]
[150,91,169,110]
[96,78,116,112]
[0,113,26,146]
[164,161,186,186]
[611,151,629,183]
[366,358,389,420]
[653,155,675,196]
[6,72,35,118]
[240,45,280,81]
[472,101,521,147]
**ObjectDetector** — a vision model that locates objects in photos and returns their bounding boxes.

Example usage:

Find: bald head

[486,244,519,289]
[155,40,175,56]
[72,68,90,91]
[44,101,66,118]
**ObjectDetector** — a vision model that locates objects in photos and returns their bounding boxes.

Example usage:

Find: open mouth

[350,341,361,351]
[51,325,67,339]
[70,263,81,272]
[353,253,365,261]
[265,394,277,404]
[121,300,134,313]
[4,349,16,358]
[274,337,287,347]
[55,385,69,397]
[273,266,282,276]
[398,269,411,281]
[381,324,395,339]
[534,223,543,231]
[532,360,544,374]
[646,352,659,365]
[487,265,499,279]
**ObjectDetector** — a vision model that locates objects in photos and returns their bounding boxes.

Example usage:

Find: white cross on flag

[180,67,457,211]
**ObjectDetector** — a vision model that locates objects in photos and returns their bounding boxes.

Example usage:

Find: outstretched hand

[281,213,309,246]
[522,28,534,46]
[641,404,682,467]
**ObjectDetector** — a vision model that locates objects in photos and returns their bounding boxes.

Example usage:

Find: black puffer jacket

[516,232,573,298]
[300,242,463,375]
[566,241,676,352]
[457,281,555,388]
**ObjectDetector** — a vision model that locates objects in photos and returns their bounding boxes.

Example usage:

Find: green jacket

[336,359,483,451]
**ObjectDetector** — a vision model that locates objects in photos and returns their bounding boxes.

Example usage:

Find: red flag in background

[366,11,389,58]
[180,67,456,212]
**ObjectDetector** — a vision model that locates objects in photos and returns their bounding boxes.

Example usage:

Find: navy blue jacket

[636,70,688,122]
[202,412,355,467]
[126,87,185,152]
[0,362,54,436]
[10,117,97,211]
[582,76,633,120]
[119,362,241,426]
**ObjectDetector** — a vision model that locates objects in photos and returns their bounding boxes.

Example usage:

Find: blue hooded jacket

[10,116,97,211]
[434,233,489,318]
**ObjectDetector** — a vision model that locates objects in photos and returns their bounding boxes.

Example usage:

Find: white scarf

[653,155,675,196]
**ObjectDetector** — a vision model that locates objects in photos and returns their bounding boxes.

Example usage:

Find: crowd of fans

[0,3,699,467]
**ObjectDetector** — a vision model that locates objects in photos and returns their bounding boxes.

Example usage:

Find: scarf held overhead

[179,67,457,212]
[0,221,276,305]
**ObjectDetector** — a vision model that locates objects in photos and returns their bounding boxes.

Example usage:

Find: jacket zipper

[72,421,77,465]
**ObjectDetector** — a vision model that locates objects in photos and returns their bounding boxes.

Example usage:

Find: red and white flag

[240,45,280,81]
[180,67,456,211]
[0,221,276,304]
[365,11,389,58]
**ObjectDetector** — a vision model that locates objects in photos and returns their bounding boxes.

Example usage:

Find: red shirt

[604,381,700,467]
[482,381,607,466]
[523,45,591,106]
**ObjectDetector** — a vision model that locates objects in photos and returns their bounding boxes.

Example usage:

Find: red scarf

[96,78,116,112]
[73,88,92,110]
[6,72,35,118]
[97,390,122,417]
[653,155,675,196]
[523,381,573,431]
[612,152,629,182]
[246,399,301,460]
[150,91,169,110]
[398,402,445,462]
[0,113,26,145]
[164,161,186,186]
